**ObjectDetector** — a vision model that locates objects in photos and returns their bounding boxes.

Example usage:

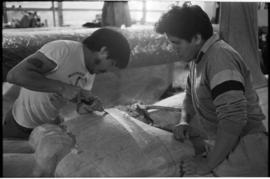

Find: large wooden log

[55,109,194,177]
[25,109,194,177]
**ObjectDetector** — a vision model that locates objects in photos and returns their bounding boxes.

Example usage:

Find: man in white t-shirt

[4,28,131,139]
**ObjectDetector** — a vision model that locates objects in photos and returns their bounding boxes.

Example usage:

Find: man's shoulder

[204,40,248,78]
[48,40,81,47]
[39,40,82,56]
[210,40,238,55]
[206,40,242,63]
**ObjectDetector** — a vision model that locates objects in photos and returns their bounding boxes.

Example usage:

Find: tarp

[219,2,267,89]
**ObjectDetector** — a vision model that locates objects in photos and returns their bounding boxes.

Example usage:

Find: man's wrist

[55,85,65,96]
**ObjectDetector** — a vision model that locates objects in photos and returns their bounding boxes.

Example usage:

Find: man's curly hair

[155,4,213,42]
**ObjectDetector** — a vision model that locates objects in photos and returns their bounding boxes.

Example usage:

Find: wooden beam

[141,0,146,24]
[3,2,8,23]
[52,1,56,27]
[57,1,63,26]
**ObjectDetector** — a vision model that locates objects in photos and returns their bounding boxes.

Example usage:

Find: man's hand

[86,96,104,112]
[182,156,212,176]
[58,84,81,101]
[76,90,104,114]
[173,123,191,142]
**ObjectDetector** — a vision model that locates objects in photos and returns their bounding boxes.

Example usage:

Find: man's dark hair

[155,4,213,42]
[83,28,131,69]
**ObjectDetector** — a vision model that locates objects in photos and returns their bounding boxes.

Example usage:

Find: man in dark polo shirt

[155,4,268,177]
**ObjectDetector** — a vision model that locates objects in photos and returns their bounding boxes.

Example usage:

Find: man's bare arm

[6,51,77,95]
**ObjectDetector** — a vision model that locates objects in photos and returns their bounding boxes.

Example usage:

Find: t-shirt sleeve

[206,49,248,136]
[38,40,69,70]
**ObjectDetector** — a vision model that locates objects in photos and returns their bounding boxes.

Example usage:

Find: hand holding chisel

[76,89,105,114]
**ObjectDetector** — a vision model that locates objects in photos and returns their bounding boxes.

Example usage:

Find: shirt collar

[195,33,220,64]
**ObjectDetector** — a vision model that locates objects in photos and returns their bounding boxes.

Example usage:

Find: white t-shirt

[12,40,95,128]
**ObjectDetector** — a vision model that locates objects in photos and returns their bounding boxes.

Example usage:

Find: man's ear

[192,34,202,45]
[99,46,108,59]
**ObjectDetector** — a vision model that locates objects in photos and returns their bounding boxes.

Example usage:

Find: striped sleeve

[210,69,245,100]
[206,49,247,135]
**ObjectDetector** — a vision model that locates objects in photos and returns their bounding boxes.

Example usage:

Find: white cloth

[12,40,95,128]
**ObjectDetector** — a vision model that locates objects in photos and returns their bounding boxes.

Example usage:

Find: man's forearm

[8,70,67,94]
[206,129,240,170]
